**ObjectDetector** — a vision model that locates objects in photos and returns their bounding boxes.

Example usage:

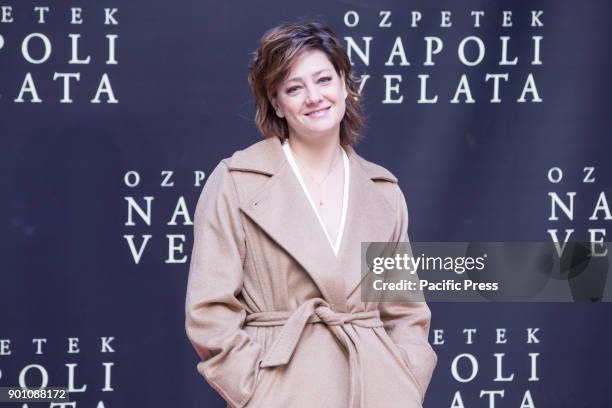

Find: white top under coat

[282,140,350,256]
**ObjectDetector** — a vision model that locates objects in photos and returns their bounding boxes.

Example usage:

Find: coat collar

[228,137,398,183]
[229,137,398,312]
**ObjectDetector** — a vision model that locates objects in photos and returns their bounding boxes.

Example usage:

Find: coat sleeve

[377,185,438,403]
[185,161,263,408]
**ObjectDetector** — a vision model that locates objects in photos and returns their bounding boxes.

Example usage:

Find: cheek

[336,96,347,116]
[283,99,303,117]
[333,85,347,104]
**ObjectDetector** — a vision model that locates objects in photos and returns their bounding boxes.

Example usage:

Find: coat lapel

[230,138,399,312]
[336,148,398,302]
[234,138,347,310]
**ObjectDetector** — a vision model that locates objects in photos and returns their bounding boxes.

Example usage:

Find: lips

[305,106,331,116]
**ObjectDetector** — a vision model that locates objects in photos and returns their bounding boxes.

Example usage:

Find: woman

[185,21,437,408]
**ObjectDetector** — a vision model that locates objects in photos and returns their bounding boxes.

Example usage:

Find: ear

[340,71,348,100]
[270,97,284,118]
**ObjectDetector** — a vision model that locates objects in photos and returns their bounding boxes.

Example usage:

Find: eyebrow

[286,69,331,84]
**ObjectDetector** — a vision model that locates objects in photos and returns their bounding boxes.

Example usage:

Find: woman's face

[272,49,348,142]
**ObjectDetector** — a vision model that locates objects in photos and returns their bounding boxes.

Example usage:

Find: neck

[287,133,342,175]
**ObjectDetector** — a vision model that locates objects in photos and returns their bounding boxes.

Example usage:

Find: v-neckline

[282,141,350,256]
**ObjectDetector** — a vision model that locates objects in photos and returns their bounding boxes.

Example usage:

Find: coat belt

[245,298,384,408]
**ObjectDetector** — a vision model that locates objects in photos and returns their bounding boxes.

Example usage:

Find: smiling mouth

[305,106,331,116]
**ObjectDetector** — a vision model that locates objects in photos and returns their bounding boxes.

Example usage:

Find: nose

[305,84,322,105]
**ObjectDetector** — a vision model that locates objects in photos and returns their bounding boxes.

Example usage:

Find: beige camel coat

[185,137,437,408]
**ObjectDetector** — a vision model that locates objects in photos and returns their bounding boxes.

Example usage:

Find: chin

[305,125,340,137]
[306,118,342,132]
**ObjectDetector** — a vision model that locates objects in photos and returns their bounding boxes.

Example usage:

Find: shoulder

[349,147,404,207]
[198,160,237,205]
[224,137,283,176]
[204,138,282,205]
[351,151,398,184]
[201,137,279,191]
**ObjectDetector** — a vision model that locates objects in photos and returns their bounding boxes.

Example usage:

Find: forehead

[285,49,334,79]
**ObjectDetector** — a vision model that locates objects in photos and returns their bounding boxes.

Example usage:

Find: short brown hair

[248,21,364,146]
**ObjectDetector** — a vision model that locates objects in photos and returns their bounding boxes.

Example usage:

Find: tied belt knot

[245,298,384,408]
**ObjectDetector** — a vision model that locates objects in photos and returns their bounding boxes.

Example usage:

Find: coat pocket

[394,341,437,403]
[254,358,264,388]
[373,327,422,395]
[242,325,281,406]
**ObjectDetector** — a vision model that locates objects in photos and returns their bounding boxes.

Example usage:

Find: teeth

[307,107,328,115]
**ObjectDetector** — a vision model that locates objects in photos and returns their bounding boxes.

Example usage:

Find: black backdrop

[2,1,611,406]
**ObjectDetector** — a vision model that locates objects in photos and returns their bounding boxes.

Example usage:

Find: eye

[319,76,332,83]
[286,85,301,94]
